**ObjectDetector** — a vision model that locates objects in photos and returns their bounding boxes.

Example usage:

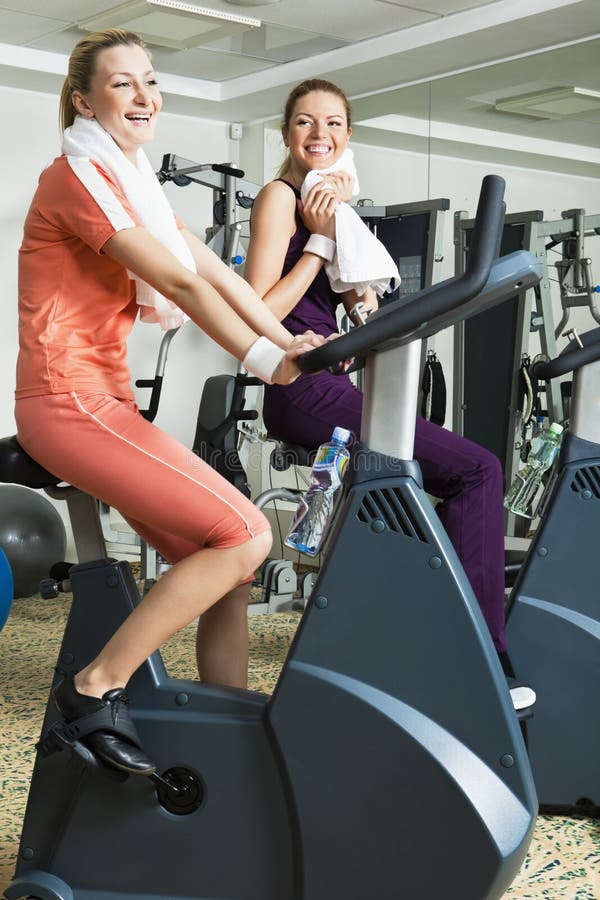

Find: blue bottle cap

[332,426,351,444]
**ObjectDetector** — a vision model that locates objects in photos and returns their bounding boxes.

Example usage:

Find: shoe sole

[93,748,156,776]
[510,686,537,711]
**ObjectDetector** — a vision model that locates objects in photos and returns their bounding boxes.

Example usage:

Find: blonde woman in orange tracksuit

[15,29,326,777]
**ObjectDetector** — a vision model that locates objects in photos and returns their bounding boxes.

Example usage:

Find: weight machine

[355,196,449,302]
[453,205,600,537]
[157,153,260,267]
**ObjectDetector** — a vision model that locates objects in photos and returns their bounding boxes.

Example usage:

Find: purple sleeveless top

[260,179,352,447]
[274,180,340,338]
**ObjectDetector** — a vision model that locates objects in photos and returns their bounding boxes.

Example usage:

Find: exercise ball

[0,547,12,629]
[0,485,66,598]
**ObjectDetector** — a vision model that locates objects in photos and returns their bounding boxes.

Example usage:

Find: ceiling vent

[79,0,261,50]
[495,86,600,119]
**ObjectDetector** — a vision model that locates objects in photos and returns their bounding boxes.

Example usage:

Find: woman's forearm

[342,287,378,322]
[251,252,325,323]
[105,227,264,358]
[171,271,267,360]
[182,227,294,346]
[212,267,295,347]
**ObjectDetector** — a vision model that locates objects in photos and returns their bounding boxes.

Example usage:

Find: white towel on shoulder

[300,149,400,298]
[62,115,193,330]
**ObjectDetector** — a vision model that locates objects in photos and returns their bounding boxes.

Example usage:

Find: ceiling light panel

[495,86,600,119]
[196,0,433,43]
[223,0,281,5]
[79,0,261,50]
[149,43,274,79]
[209,23,347,63]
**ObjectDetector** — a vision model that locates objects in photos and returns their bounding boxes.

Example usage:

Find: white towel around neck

[62,115,194,330]
[300,148,400,298]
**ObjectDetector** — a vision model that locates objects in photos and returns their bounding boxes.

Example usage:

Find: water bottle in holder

[285,427,352,556]
[504,422,564,518]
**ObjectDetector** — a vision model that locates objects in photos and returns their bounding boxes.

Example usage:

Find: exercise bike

[505,326,600,813]
[1,175,541,900]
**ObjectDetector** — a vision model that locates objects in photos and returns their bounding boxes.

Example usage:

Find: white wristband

[242,336,286,385]
[303,233,336,262]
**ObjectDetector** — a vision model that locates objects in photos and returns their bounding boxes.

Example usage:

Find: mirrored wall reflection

[423,36,600,345]
[427,38,600,185]
[424,39,600,295]
[351,37,600,276]
[350,36,600,446]
[351,80,433,208]
[423,39,600,476]
[353,37,600,199]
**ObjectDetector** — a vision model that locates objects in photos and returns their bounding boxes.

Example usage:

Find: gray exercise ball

[0,485,66,598]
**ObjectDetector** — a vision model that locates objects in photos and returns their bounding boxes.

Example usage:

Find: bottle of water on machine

[504,422,564,518]
[285,427,352,556]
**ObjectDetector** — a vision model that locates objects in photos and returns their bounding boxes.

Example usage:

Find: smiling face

[283,90,352,185]
[72,43,162,162]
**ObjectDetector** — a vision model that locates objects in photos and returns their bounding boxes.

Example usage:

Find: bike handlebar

[531,326,600,380]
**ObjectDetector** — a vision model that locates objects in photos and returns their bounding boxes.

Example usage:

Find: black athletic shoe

[53,675,156,776]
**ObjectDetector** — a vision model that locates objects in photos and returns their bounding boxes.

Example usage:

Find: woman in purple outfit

[244,78,517,674]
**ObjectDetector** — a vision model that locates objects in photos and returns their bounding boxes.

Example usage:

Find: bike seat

[269,440,316,472]
[0,435,62,489]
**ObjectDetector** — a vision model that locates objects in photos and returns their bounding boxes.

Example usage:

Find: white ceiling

[0,0,599,174]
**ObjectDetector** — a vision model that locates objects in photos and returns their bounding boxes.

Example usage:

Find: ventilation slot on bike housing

[356,488,428,541]
[570,465,600,499]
